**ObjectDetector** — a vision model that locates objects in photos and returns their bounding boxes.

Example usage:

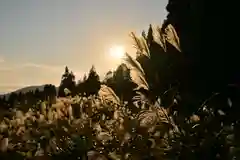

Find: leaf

[124,53,145,75]
[130,69,149,91]
[140,37,150,57]
[87,150,108,160]
[156,25,167,52]
[96,131,113,142]
[108,151,121,160]
[137,110,158,128]
[130,31,150,57]
[34,145,44,157]
[124,53,149,90]
[154,107,169,123]
[26,151,32,158]
[98,85,120,105]
[164,24,181,52]
[227,98,232,108]
[130,32,144,53]
[161,86,179,107]
[58,97,74,105]
[64,88,71,95]
[0,138,8,152]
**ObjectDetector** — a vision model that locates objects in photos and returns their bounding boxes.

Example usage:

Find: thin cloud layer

[0,62,84,93]
[0,62,62,72]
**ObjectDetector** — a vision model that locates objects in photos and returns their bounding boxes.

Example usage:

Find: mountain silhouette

[0,85,59,98]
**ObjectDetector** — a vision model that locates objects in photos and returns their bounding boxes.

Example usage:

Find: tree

[103,71,114,84]
[34,89,41,101]
[103,71,114,90]
[104,64,137,102]
[8,92,18,107]
[58,66,76,97]
[76,75,87,95]
[161,1,240,159]
[16,92,23,103]
[85,65,101,96]
[0,95,7,109]
[43,84,57,104]
[25,90,35,108]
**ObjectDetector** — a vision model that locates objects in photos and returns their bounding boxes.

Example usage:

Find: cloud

[0,62,87,93]
[0,83,27,88]
[0,67,14,71]
[22,63,86,77]
[0,83,28,94]
[0,62,86,76]
[22,63,63,72]
[0,62,63,72]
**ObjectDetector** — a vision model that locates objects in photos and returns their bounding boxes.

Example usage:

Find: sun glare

[109,45,125,59]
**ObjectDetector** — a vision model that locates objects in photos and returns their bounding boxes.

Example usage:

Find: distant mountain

[13,85,45,94]
[0,85,59,98]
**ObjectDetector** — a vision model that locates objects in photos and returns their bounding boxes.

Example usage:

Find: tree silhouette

[0,95,7,109]
[85,65,101,96]
[58,66,76,97]
[104,64,137,102]
[25,91,35,108]
[8,92,18,108]
[76,74,87,95]
[34,88,41,101]
[43,84,57,105]
[164,0,239,111]
[155,1,240,159]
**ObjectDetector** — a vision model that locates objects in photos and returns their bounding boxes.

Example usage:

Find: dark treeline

[0,64,135,112]
[0,84,56,112]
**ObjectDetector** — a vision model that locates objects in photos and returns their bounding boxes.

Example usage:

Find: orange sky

[0,0,168,93]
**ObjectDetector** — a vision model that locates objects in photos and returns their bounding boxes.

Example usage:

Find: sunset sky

[0,0,168,93]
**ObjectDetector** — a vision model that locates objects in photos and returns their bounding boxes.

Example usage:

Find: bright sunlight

[109,45,125,59]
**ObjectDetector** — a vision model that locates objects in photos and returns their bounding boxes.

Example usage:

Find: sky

[0,0,168,93]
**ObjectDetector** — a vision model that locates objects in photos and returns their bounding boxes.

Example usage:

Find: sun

[109,45,125,59]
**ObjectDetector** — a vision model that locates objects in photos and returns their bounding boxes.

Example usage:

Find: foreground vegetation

[0,20,239,160]
[0,86,178,159]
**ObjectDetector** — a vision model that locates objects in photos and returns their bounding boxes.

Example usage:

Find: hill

[12,85,45,94]
[0,85,59,98]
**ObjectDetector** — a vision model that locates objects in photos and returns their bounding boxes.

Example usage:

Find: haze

[0,0,168,93]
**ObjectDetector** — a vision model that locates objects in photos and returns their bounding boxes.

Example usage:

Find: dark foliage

[58,66,76,97]
[84,66,101,96]
[104,63,137,103]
